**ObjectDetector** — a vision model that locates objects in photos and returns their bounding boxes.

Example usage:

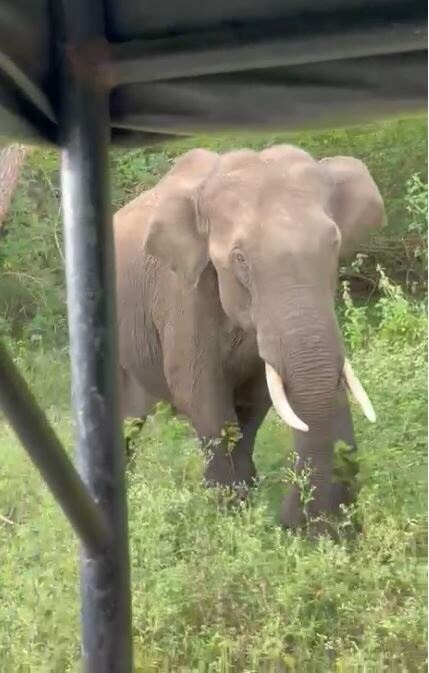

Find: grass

[1,117,427,346]
[0,284,427,672]
[109,116,427,239]
[0,117,426,671]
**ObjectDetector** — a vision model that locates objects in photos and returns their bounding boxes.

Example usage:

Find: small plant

[221,422,243,454]
[376,265,427,343]
[203,422,243,460]
[124,418,145,463]
[284,452,315,518]
[333,441,361,490]
[405,172,428,268]
[340,279,369,350]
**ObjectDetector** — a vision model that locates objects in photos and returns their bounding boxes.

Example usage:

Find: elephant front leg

[203,403,269,492]
[192,409,248,491]
[203,373,271,492]
[281,384,357,536]
[224,374,271,489]
[173,385,267,491]
[164,357,239,488]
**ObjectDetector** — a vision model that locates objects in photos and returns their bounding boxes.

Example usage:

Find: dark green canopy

[0,0,426,145]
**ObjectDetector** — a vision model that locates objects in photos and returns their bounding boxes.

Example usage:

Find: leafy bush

[0,281,426,672]
[376,266,427,344]
[404,172,428,288]
[0,117,426,346]
[0,116,427,672]
[0,150,66,343]
[112,116,428,238]
[339,263,427,352]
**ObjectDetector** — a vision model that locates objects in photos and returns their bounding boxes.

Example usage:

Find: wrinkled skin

[114,145,384,534]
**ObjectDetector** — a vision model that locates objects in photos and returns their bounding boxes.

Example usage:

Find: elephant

[114,144,384,535]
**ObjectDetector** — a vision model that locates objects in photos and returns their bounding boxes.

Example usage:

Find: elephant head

[145,145,384,527]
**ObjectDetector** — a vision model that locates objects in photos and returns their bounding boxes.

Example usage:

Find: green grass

[0,117,426,671]
[1,117,427,345]
[110,116,427,236]
[0,290,427,672]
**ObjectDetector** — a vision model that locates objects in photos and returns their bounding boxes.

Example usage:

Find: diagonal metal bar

[0,340,110,554]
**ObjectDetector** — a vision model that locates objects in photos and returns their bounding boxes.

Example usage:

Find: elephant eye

[231,248,251,288]
[232,249,246,265]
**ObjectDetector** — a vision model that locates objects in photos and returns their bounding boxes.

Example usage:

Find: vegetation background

[0,116,427,671]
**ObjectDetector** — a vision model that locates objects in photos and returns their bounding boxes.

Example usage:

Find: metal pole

[0,340,110,555]
[57,3,132,671]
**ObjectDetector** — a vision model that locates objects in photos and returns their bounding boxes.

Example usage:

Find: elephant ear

[144,190,209,288]
[319,156,385,258]
[143,148,218,287]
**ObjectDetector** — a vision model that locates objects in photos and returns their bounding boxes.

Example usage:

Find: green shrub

[404,172,428,289]
[113,116,427,234]
[0,117,426,346]
[0,116,426,672]
[0,150,66,343]
[0,283,426,671]
[339,263,427,352]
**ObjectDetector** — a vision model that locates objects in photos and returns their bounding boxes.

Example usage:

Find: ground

[0,293,426,672]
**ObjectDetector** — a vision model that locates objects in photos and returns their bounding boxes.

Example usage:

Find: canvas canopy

[0,0,426,145]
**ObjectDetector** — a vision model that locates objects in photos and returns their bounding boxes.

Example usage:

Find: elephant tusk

[265,363,309,432]
[343,358,376,423]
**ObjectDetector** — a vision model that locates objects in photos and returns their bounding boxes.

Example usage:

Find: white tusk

[265,363,309,432]
[343,358,376,423]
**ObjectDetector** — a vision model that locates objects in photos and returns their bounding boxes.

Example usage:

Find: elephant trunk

[257,295,375,440]
[255,279,376,530]
[257,302,342,531]
[258,299,341,405]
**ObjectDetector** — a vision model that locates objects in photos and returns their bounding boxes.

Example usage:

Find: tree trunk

[0,143,29,229]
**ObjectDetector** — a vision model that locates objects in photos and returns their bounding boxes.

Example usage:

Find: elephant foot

[203,448,258,499]
[280,481,357,540]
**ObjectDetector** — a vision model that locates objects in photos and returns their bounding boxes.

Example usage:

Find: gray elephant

[114,144,384,534]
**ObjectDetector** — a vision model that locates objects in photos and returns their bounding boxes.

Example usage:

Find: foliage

[0,278,426,672]
[404,172,428,287]
[340,278,369,352]
[0,120,426,670]
[112,116,427,237]
[339,263,427,352]
[346,169,428,295]
[0,117,427,345]
[0,150,65,343]
[406,173,428,243]
[376,266,427,344]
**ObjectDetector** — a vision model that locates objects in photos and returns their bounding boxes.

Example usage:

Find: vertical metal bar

[57,3,132,672]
